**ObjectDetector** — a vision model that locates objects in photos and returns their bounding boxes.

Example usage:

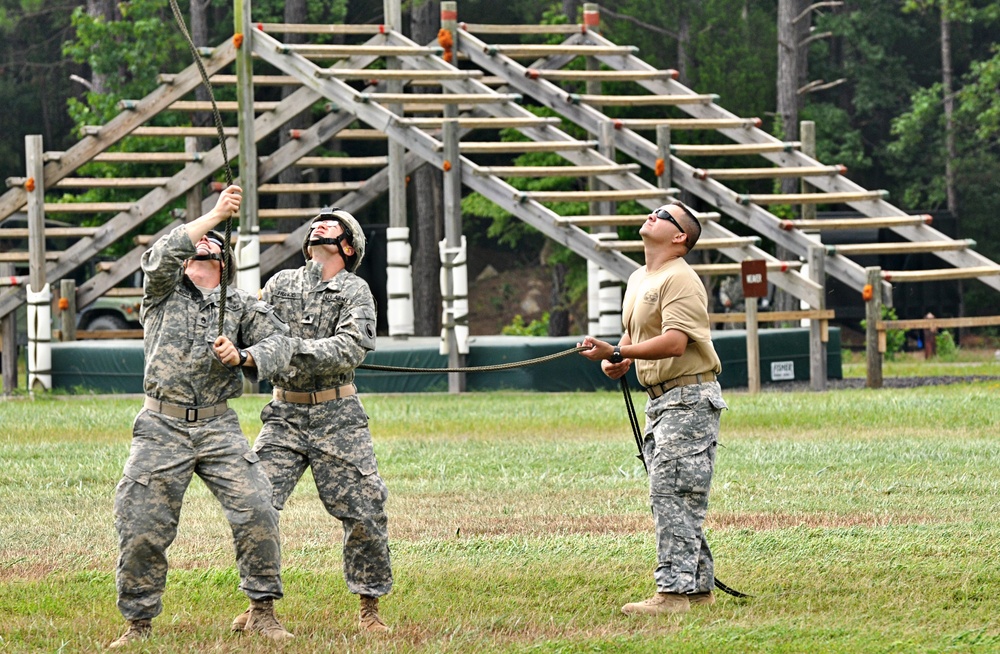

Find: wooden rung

[780,215,933,231]
[556,212,720,227]
[739,190,888,205]
[90,152,203,163]
[691,261,802,276]
[828,240,975,256]
[359,92,520,104]
[53,177,171,188]
[526,69,678,81]
[289,156,389,168]
[460,23,584,34]
[256,22,384,34]
[103,287,144,296]
[878,315,1000,331]
[672,142,800,156]
[711,309,835,324]
[518,189,674,203]
[0,252,60,262]
[83,126,238,137]
[573,93,716,106]
[0,227,100,237]
[159,74,300,86]
[288,129,386,140]
[695,165,845,180]
[459,140,598,153]
[164,101,282,112]
[134,233,298,245]
[881,266,1000,282]
[618,118,761,130]
[62,328,145,339]
[258,208,329,219]
[598,236,760,252]
[399,117,560,129]
[44,202,133,213]
[279,44,443,57]
[475,164,639,178]
[484,44,637,57]
[316,68,484,80]
[258,181,365,194]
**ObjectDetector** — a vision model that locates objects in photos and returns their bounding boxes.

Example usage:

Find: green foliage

[936,329,959,361]
[501,312,550,336]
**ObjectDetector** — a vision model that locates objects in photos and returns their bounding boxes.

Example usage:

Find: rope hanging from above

[168,0,236,335]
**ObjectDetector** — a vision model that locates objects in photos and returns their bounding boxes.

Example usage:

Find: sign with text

[741,259,768,298]
[771,361,795,381]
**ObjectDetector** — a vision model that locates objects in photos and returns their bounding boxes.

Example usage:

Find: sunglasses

[652,207,687,234]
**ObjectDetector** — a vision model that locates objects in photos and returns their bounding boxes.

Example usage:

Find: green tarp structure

[50,328,841,394]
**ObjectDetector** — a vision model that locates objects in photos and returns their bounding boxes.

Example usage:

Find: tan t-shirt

[622,257,722,388]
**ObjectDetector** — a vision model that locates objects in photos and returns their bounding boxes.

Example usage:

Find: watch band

[610,345,623,364]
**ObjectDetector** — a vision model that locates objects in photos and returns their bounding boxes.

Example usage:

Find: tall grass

[1,385,999,652]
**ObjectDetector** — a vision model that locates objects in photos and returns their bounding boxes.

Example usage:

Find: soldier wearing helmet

[226,207,393,634]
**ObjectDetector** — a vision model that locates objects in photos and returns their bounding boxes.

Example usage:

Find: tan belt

[272,384,357,404]
[143,396,229,422]
[646,371,717,399]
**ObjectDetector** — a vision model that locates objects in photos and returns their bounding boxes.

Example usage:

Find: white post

[25,135,51,391]
[386,227,414,335]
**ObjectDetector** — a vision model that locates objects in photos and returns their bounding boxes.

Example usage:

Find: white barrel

[587,259,600,335]
[236,227,261,294]
[27,283,52,391]
[597,269,622,338]
[386,226,414,336]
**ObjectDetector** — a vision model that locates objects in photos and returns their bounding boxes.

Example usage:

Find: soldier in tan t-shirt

[579,200,728,616]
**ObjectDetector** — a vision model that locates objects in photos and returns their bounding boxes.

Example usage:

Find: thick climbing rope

[168,0,235,335]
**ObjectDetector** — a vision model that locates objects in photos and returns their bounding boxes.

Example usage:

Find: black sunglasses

[652,207,686,234]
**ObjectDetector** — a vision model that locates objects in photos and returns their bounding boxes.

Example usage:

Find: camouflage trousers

[256,395,392,597]
[643,381,725,594]
[114,409,282,621]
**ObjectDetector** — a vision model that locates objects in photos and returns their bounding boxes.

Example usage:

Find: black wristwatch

[609,345,623,364]
[237,349,249,367]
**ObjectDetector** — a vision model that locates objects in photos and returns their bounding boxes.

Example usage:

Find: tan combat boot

[688,590,716,606]
[621,592,691,616]
[244,599,294,642]
[230,605,251,632]
[359,595,390,633]
[108,619,151,648]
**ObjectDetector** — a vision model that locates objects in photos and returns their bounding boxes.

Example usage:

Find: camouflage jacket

[139,226,292,406]
[262,261,377,392]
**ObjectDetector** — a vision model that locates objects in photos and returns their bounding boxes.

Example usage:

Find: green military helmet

[301,207,366,272]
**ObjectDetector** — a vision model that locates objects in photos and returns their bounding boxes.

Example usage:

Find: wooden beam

[279,44,443,57]
[574,93,716,106]
[880,266,1000,282]
[458,140,599,153]
[780,215,933,231]
[398,117,560,129]
[516,188,673,202]
[475,164,639,177]
[483,44,636,57]
[460,23,584,34]
[316,68,484,80]
[0,227,100,237]
[618,118,761,130]
[256,23,384,35]
[739,190,888,205]
[878,315,1000,331]
[670,142,800,156]
[290,156,389,167]
[827,240,974,256]
[599,236,760,252]
[694,165,844,180]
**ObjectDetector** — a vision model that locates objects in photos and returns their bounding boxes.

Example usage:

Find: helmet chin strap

[191,253,224,262]
[309,235,353,259]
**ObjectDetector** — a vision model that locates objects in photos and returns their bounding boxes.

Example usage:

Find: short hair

[667,199,702,250]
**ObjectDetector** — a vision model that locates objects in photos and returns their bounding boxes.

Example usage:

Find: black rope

[620,377,750,599]
[168,0,235,336]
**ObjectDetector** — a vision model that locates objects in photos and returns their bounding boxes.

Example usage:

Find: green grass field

[2,384,999,652]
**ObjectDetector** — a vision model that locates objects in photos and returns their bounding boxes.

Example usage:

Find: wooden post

[656,125,672,191]
[25,134,52,391]
[235,0,260,294]
[800,120,816,221]
[59,279,77,342]
[441,120,465,393]
[746,295,760,394]
[865,266,883,389]
[807,244,826,391]
[184,137,202,222]
[0,263,17,394]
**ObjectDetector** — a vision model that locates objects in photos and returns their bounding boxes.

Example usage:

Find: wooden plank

[575,93,716,106]
[484,44,636,57]
[555,212,720,227]
[828,240,973,256]
[690,261,802,275]
[528,69,677,81]
[0,252,59,262]
[316,68,484,80]
[880,266,1000,282]
[599,236,760,252]
[90,152,203,163]
[780,215,933,231]
[739,190,888,205]
[165,101,282,112]
[709,309,835,324]
[54,328,144,339]
[694,165,844,180]
[280,44,443,57]
[291,156,389,167]
[0,227,100,237]
[158,73,300,86]
[258,181,365,193]
[83,126,239,137]
[618,118,761,130]
[399,117,560,129]
[518,188,673,203]
[256,22,384,35]
[878,315,1000,331]
[359,92,521,104]
[460,23,583,34]
[475,164,639,177]
[459,140,599,153]
[670,142,800,156]
[44,203,134,213]
[52,177,170,188]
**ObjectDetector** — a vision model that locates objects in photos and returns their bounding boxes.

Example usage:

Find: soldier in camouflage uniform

[223,208,393,634]
[580,200,728,616]
[110,186,296,647]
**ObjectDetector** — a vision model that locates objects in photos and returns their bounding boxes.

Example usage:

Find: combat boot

[230,605,251,632]
[244,599,294,642]
[688,590,716,606]
[359,595,390,633]
[108,619,151,648]
[621,592,690,615]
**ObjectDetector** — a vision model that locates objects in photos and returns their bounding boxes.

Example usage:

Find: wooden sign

[741,259,768,298]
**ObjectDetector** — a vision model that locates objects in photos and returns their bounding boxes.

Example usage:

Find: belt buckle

[310,391,318,404]
[185,407,198,422]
